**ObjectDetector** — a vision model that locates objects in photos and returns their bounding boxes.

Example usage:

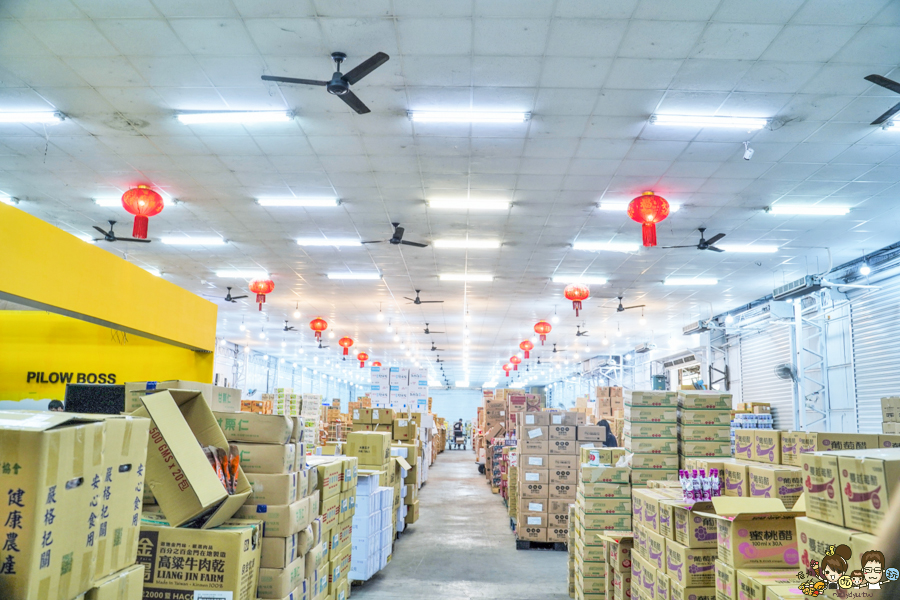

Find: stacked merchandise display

[883,396,900,433]
[572,447,631,600]
[369,365,428,412]
[624,390,680,487]
[348,471,394,581]
[506,446,519,518]
[730,402,773,455]
[301,394,323,450]
[604,534,634,600]
[594,386,625,442]
[677,391,732,469]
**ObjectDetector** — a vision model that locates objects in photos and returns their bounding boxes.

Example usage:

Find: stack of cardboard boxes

[350,407,394,434]
[300,394,323,451]
[604,534,634,600]
[348,471,394,581]
[369,366,428,412]
[572,447,630,600]
[882,396,900,433]
[677,391,732,468]
[595,386,625,442]
[624,391,680,487]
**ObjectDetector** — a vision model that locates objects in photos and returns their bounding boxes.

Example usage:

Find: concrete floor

[352,448,570,600]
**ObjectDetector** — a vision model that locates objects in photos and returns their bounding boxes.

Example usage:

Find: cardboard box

[125,380,241,413]
[751,430,782,464]
[550,483,577,499]
[521,412,550,426]
[549,412,585,426]
[548,525,568,543]
[763,585,807,600]
[800,452,842,526]
[669,501,717,548]
[549,455,579,470]
[646,529,667,570]
[518,525,547,542]
[626,391,679,408]
[625,406,677,423]
[748,465,803,508]
[235,497,312,537]
[137,514,262,599]
[678,410,732,426]
[392,418,416,442]
[678,425,731,442]
[261,534,299,569]
[521,482,550,499]
[781,431,805,466]
[517,439,549,454]
[234,442,296,475]
[835,447,900,534]
[258,556,305,599]
[550,425,577,441]
[733,431,754,461]
[698,498,801,569]
[580,447,627,466]
[308,457,342,500]
[677,392,731,410]
[579,481,632,498]
[85,564,144,600]
[519,510,547,527]
[679,441,731,458]
[520,467,550,484]
[550,467,578,485]
[724,462,749,497]
[668,581,715,600]
[736,570,797,600]
[631,453,680,470]
[246,472,300,506]
[346,432,392,467]
[549,439,580,455]
[626,422,678,438]
[582,465,630,484]
[521,454,548,468]
[714,560,736,600]
[665,539,718,587]
[131,389,251,528]
[215,412,293,445]
[625,437,679,454]
[580,512,631,530]
[519,425,549,441]
[575,425,606,442]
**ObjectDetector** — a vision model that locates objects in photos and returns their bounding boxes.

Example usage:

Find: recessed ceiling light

[428,199,510,211]
[552,276,607,285]
[717,244,778,253]
[599,201,680,213]
[176,111,293,125]
[327,272,382,280]
[650,115,768,129]
[860,264,871,276]
[664,277,718,286]
[409,111,530,123]
[216,270,268,278]
[0,112,64,123]
[433,239,501,249]
[573,241,640,252]
[161,236,226,246]
[439,274,494,282]
[258,197,339,207]
[296,238,360,247]
[767,205,849,216]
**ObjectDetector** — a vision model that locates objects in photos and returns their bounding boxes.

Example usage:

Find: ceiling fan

[660,227,725,252]
[615,296,646,312]
[423,323,444,334]
[435,356,444,363]
[261,51,389,115]
[405,290,443,305]
[575,325,589,337]
[203,287,247,303]
[283,321,296,332]
[363,223,427,248]
[317,341,329,349]
[430,342,444,352]
[552,344,566,354]
[864,74,900,125]
[93,220,150,244]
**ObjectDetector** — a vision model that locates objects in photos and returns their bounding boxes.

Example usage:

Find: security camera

[743,141,754,161]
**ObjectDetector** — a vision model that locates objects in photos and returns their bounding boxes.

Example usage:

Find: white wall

[429,388,484,425]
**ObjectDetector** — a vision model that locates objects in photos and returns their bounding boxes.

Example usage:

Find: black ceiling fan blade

[709,246,725,253]
[870,102,900,126]
[623,305,646,310]
[231,294,248,300]
[400,240,428,248]
[403,297,416,302]
[261,75,328,86]
[337,90,370,114]
[418,300,444,303]
[117,237,152,243]
[341,52,390,85]
[705,233,726,245]
[865,74,900,95]
[393,226,405,241]
[92,225,110,236]
[658,245,697,249]
[361,240,385,244]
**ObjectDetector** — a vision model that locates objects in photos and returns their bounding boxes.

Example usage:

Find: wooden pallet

[515,540,567,551]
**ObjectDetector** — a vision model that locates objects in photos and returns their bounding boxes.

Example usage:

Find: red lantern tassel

[524,350,530,359]
[132,215,149,239]
[359,361,364,368]
[573,300,582,316]
[540,334,546,345]
[642,223,657,247]
[315,332,321,341]
[343,348,349,356]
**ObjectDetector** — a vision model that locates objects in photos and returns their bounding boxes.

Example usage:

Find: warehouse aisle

[353,449,570,600]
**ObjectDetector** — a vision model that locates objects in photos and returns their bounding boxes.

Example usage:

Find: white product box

[389,367,409,385]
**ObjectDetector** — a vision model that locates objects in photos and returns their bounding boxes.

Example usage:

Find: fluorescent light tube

[573,241,640,252]
[455,380,470,387]
[439,274,494,282]
[258,197,339,207]
[409,111,529,123]
[599,201,680,212]
[0,112,64,123]
[664,277,718,286]
[296,238,361,247]
[552,276,607,285]
[433,239,501,249]
[176,111,293,124]
[650,115,768,129]
[768,205,849,216]
[215,270,268,278]
[717,244,778,253]
[161,236,226,246]
[327,272,382,280]
[482,381,498,388]
[428,199,510,210]
[94,196,173,207]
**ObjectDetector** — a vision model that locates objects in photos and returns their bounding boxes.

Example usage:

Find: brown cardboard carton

[780,432,803,466]
[369,408,394,425]
[261,534,299,569]
[714,560,736,600]
[626,391,679,408]
[521,482,550,499]
[582,465,630,484]
[518,525,547,542]
[521,412,551,426]
[307,457,342,500]
[550,425,577,441]
[835,447,900,534]
[632,453,680,470]
[549,412,585,426]
[549,455,578,470]
[548,525,568,543]
[125,380,241,413]
[520,467,550,484]
[235,496,312,537]
[625,437,678,454]
[625,406,678,423]
[793,516,860,575]
[234,443,296,474]
[678,410,732,426]
[734,431,754,461]
[697,498,802,569]
[679,441,731,458]
[751,430,782,464]
[215,412,293,445]
[724,461,749,497]
[669,501,717,548]
[258,556,305,599]
[678,425,731,442]
[0,412,106,600]
[737,570,797,600]
[668,581,715,600]
[549,439,580,455]
[517,438,549,454]
[580,446,628,466]
[519,510,547,527]
[579,481,632,498]
[550,482,577,499]
[580,512,631,530]
[632,469,679,487]
[576,425,607,442]
[748,465,803,508]
[550,467,578,485]
[677,392,731,410]
[577,493,631,515]
[392,418,416,442]
[665,539,718,587]
[626,422,678,438]
[346,432,392,467]
[520,454,548,468]
[646,528,666,570]
[519,425,549,440]
[85,564,144,600]
[131,389,251,528]
[763,585,807,600]
[246,473,300,506]
[137,514,262,599]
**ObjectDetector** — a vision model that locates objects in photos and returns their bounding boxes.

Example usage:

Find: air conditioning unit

[682,320,711,335]
[635,342,656,354]
[663,354,698,369]
[773,275,823,301]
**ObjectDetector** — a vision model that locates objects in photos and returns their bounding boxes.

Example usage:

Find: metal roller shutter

[849,277,900,433]
[740,323,795,430]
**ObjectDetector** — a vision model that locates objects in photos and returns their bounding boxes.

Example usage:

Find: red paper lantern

[534,321,552,345]
[372,361,382,367]
[519,340,534,359]
[628,191,670,247]
[357,352,369,368]
[503,363,512,377]
[338,337,354,356]
[248,278,275,311]
[509,355,522,371]
[564,283,590,317]
[121,185,164,239]
[310,318,328,341]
